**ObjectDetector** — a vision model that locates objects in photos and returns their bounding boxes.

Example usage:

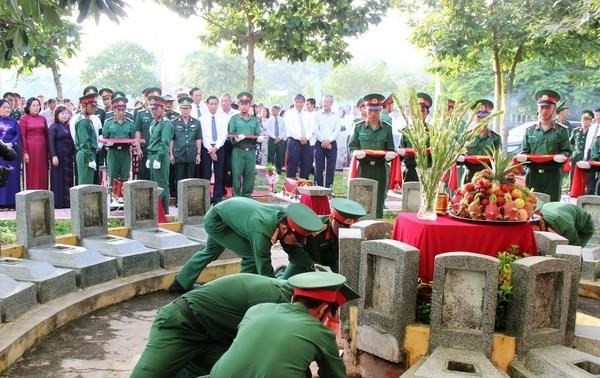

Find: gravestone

[338,228,363,342]
[401,182,421,213]
[577,195,600,282]
[555,245,582,347]
[348,178,378,220]
[124,180,202,267]
[577,195,600,246]
[350,220,393,240]
[16,190,118,288]
[402,252,507,378]
[357,240,419,363]
[533,191,551,204]
[0,257,76,303]
[71,185,160,276]
[509,345,600,378]
[178,179,212,246]
[534,231,568,256]
[0,274,37,322]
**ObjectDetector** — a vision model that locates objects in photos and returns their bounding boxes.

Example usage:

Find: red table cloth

[391,213,537,282]
[570,162,600,197]
[299,194,331,215]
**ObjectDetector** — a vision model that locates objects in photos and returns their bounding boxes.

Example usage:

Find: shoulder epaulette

[555,121,569,129]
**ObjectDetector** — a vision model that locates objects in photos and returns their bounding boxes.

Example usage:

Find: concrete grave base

[80,235,161,276]
[181,224,237,259]
[26,244,118,289]
[357,325,403,363]
[0,258,77,303]
[401,347,508,377]
[582,245,600,281]
[131,228,202,267]
[579,280,600,299]
[509,345,600,378]
[0,275,37,323]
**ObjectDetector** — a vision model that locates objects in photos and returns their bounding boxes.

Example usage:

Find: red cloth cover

[299,194,331,215]
[391,213,537,282]
[570,162,600,198]
[389,156,403,189]
[158,199,168,223]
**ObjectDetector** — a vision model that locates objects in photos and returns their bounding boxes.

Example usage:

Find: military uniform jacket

[134,109,153,149]
[541,203,594,247]
[172,116,202,163]
[182,273,292,342]
[146,117,174,160]
[569,127,589,162]
[521,121,571,168]
[210,302,347,378]
[591,135,600,161]
[348,120,395,156]
[104,111,134,124]
[228,114,261,150]
[166,110,180,122]
[103,118,135,147]
[466,128,502,155]
[74,117,98,163]
[305,218,338,267]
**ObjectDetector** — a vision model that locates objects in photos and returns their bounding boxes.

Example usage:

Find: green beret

[331,198,366,225]
[237,91,253,102]
[285,203,323,236]
[535,89,560,105]
[82,86,98,95]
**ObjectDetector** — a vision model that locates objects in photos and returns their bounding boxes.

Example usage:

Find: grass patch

[0,218,125,244]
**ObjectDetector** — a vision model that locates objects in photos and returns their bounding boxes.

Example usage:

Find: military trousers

[231,147,256,197]
[76,150,95,185]
[175,208,264,290]
[129,301,228,378]
[107,148,130,181]
[526,168,562,202]
[278,247,315,279]
[358,159,388,218]
[149,154,171,214]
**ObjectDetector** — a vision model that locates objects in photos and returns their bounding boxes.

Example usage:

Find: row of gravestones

[338,220,600,378]
[0,179,215,323]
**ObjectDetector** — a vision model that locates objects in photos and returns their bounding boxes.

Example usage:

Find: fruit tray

[448,211,539,225]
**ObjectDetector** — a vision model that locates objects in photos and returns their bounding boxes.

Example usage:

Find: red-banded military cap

[473,99,494,117]
[111,96,128,107]
[148,95,166,107]
[535,89,561,106]
[79,93,98,106]
[363,93,385,110]
[330,198,366,226]
[285,203,323,237]
[417,92,433,109]
[381,95,394,107]
[289,272,346,303]
[99,88,114,98]
[447,99,456,108]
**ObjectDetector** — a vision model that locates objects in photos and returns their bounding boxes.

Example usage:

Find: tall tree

[179,50,247,96]
[80,42,160,97]
[323,62,397,102]
[160,0,390,92]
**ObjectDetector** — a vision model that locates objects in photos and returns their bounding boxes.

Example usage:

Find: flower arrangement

[265,163,279,192]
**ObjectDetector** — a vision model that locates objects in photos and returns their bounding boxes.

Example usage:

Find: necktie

[196,105,201,119]
[298,112,305,138]
[274,117,279,137]
[211,115,217,142]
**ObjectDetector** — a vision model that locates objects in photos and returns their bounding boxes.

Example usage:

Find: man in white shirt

[584,108,600,194]
[200,96,229,204]
[41,98,57,126]
[190,87,209,120]
[264,104,287,174]
[314,95,340,188]
[285,94,314,179]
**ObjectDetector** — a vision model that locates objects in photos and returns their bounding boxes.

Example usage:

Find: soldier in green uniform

[588,122,600,194]
[398,92,432,183]
[569,110,594,188]
[163,95,180,121]
[170,198,324,292]
[353,97,367,125]
[555,100,571,129]
[104,91,133,122]
[135,87,162,180]
[146,95,175,213]
[461,99,502,183]
[208,271,358,378]
[349,93,396,218]
[530,202,594,247]
[130,273,294,378]
[74,94,99,185]
[170,96,202,192]
[99,88,113,117]
[228,91,264,197]
[103,96,135,186]
[277,198,366,279]
[516,90,571,202]
[380,94,394,124]
[82,86,107,124]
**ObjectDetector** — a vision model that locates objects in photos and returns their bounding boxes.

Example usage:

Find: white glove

[515,153,527,163]
[384,151,397,161]
[256,135,266,143]
[457,155,466,163]
[145,159,150,168]
[396,148,406,157]
[553,154,567,163]
[577,161,591,169]
[88,161,97,170]
[353,150,366,159]
[153,160,161,169]
[235,134,246,142]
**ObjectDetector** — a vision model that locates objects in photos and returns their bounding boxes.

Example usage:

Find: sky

[0,2,429,99]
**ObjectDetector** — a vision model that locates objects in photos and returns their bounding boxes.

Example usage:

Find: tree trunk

[49,61,63,99]
[492,46,504,140]
[246,36,255,92]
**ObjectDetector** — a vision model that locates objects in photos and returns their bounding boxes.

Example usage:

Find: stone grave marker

[555,245,582,347]
[338,228,363,340]
[16,190,118,288]
[0,274,37,323]
[71,185,160,276]
[401,181,421,213]
[124,180,202,267]
[0,257,76,303]
[577,195,600,282]
[350,220,393,240]
[177,179,211,226]
[356,239,419,363]
[534,231,568,256]
[348,178,378,220]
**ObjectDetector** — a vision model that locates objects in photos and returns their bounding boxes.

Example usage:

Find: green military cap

[447,99,456,108]
[176,92,188,99]
[143,87,162,96]
[111,91,126,100]
[313,265,360,305]
[363,93,385,110]
[111,96,128,107]
[582,110,594,119]
[285,203,324,237]
[82,86,98,95]
[382,94,394,107]
[556,100,568,113]
[331,198,366,225]
[535,89,560,105]
[237,91,253,103]
[148,95,166,107]
[79,93,98,106]
[163,95,175,103]
[99,88,113,98]
[417,92,433,109]
[178,96,193,108]
[472,99,494,117]
[288,271,346,303]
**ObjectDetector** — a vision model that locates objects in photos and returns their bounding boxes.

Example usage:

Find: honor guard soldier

[135,87,162,180]
[349,93,396,218]
[163,94,180,121]
[208,271,358,378]
[104,91,133,122]
[398,92,432,183]
[170,198,324,292]
[103,96,135,194]
[170,96,202,192]
[277,198,366,279]
[99,88,114,116]
[74,94,99,184]
[380,94,394,124]
[516,90,571,202]
[146,95,175,213]
[228,91,264,197]
[461,99,502,183]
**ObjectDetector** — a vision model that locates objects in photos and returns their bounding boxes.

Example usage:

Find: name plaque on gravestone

[135,188,153,222]
[30,199,50,237]
[188,185,207,217]
[353,186,373,214]
[532,271,563,329]
[442,269,485,330]
[83,192,103,228]
[365,254,395,314]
